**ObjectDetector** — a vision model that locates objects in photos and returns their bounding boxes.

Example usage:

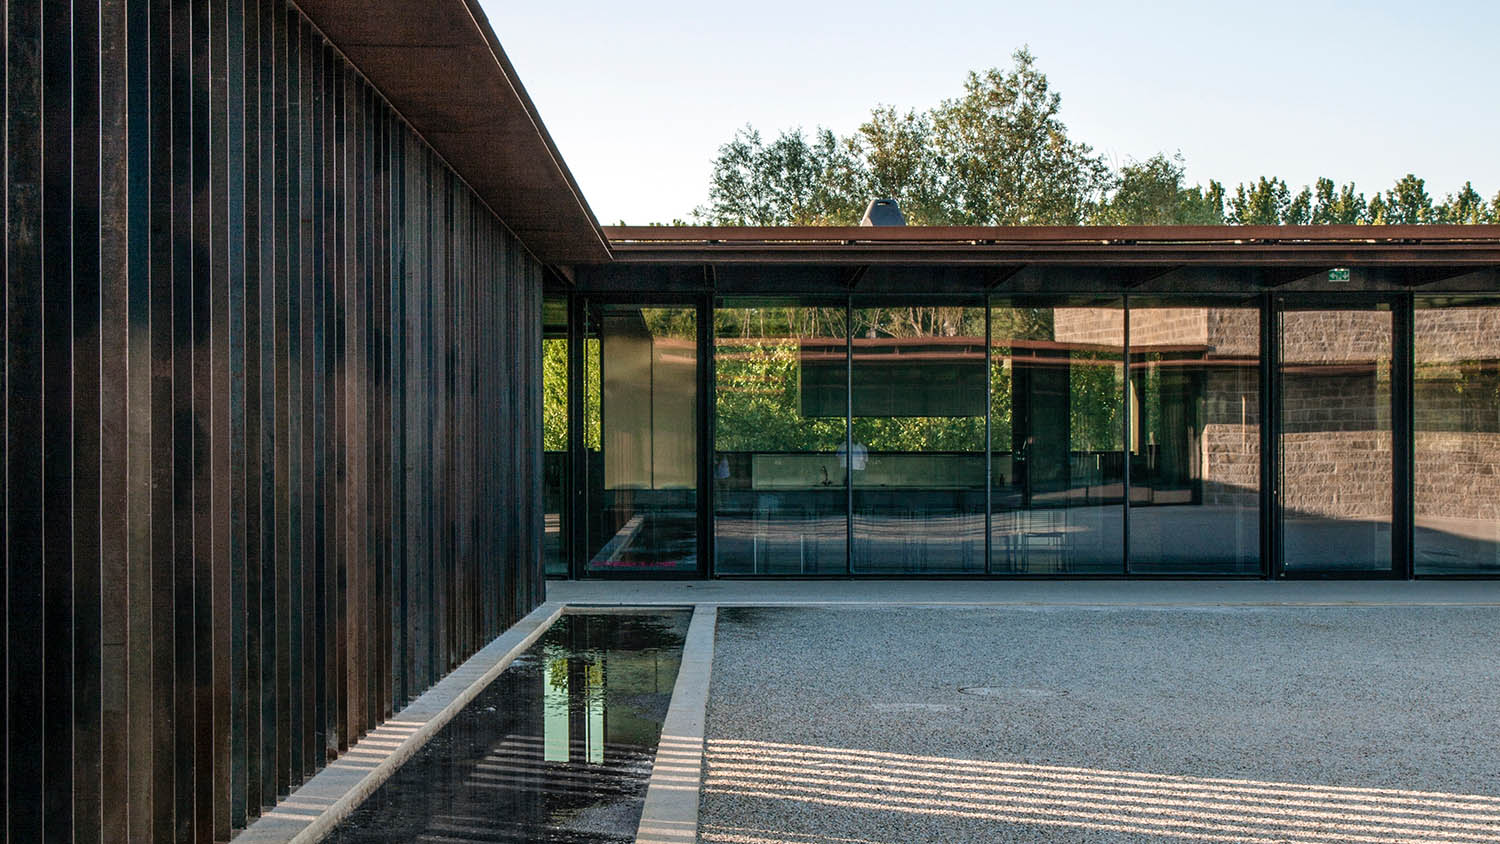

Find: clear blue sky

[477,0,1500,225]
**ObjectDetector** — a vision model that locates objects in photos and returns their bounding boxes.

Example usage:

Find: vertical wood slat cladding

[2,0,547,841]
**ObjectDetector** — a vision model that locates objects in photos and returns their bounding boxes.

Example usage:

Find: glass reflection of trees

[849,305,987,574]
[713,304,847,574]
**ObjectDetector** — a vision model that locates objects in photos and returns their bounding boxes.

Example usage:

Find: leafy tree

[1311,178,1366,224]
[693,51,1494,230]
[1090,153,1223,225]
[1284,186,1313,225]
[697,126,862,225]
[1177,180,1227,225]
[1383,174,1435,224]
[542,338,600,452]
[1436,182,1490,224]
[1227,177,1292,224]
[849,106,951,224]
[932,48,1113,225]
[697,49,1111,226]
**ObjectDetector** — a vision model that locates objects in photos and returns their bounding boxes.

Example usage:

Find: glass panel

[991,303,1125,574]
[542,296,570,577]
[542,333,569,576]
[713,301,848,574]
[1280,307,1392,573]
[851,304,986,574]
[584,304,698,574]
[1414,300,1500,574]
[1128,306,1260,574]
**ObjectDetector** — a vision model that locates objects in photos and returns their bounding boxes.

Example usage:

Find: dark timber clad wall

[2,0,547,841]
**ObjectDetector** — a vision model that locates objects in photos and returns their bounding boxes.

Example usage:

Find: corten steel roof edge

[294,0,610,265]
[602,225,1500,266]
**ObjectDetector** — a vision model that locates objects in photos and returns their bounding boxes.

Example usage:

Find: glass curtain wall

[1279,305,1393,573]
[1414,298,1500,574]
[990,302,1125,574]
[582,303,699,574]
[1127,303,1261,574]
[850,302,987,573]
[542,298,570,576]
[713,301,848,574]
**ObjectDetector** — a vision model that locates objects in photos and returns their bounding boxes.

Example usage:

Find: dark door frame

[1270,292,1413,579]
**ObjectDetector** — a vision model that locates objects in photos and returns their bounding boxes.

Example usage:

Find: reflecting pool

[322,611,690,843]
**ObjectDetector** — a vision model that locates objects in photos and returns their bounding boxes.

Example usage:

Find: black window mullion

[1393,294,1415,579]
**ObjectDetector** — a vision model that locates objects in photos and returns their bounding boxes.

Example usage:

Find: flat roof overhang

[602,225,1500,266]
[580,225,1500,295]
[295,0,610,265]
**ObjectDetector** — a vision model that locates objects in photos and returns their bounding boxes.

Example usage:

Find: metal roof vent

[860,198,906,226]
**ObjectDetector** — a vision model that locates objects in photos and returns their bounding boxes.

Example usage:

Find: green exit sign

[1328,268,1351,282]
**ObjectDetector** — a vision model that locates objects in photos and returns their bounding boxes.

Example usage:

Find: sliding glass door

[1278,303,1395,575]
[1413,298,1500,575]
[990,301,1124,574]
[850,302,987,574]
[1127,302,1261,574]
[581,303,699,574]
[713,301,848,574]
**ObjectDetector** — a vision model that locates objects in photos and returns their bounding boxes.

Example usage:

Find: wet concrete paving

[322,611,690,844]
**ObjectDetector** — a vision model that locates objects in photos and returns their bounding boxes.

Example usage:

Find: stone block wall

[1052,307,1125,347]
[1416,432,1500,524]
[1042,304,1500,529]
[1202,368,1260,508]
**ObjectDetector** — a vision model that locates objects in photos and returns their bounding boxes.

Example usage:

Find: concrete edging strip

[235,600,567,844]
[635,604,718,844]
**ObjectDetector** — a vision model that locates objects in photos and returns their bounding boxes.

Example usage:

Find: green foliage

[849,106,951,225]
[1311,178,1366,224]
[1435,182,1488,224]
[1068,354,1123,452]
[1383,174,1434,224]
[1227,177,1292,225]
[543,338,568,451]
[714,340,846,452]
[693,49,1495,229]
[542,338,600,452]
[697,49,1111,226]
[1091,153,1223,225]
[931,49,1113,225]
[696,126,864,225]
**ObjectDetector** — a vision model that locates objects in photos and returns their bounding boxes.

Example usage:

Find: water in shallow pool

[322,610,690,843]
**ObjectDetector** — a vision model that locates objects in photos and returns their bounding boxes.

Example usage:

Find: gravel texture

[698,605,1500,843]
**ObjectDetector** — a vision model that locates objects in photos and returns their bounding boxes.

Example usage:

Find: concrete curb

[549,579,1500,608]
[635,604,718,844]
[235,600,566,844]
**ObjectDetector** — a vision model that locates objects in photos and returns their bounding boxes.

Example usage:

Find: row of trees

[694,49,1499,227]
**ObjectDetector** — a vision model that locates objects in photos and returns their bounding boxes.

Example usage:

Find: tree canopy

[693,49,1499,227]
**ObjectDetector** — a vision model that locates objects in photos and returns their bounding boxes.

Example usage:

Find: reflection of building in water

[543,645,605,764]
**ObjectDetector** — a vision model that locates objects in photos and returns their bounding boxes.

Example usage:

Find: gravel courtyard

[697,605,1500,844]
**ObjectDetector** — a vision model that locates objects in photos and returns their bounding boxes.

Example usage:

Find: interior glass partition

[1127,303,1261,574]
[582,303,699,574]
[1279,305,1393,574]
[990,302,1125,574]
[1414,298,1500,574]
[712,301,848,574]
[542,298,570,576]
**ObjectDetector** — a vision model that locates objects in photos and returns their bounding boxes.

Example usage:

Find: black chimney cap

[860,198,906,226]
